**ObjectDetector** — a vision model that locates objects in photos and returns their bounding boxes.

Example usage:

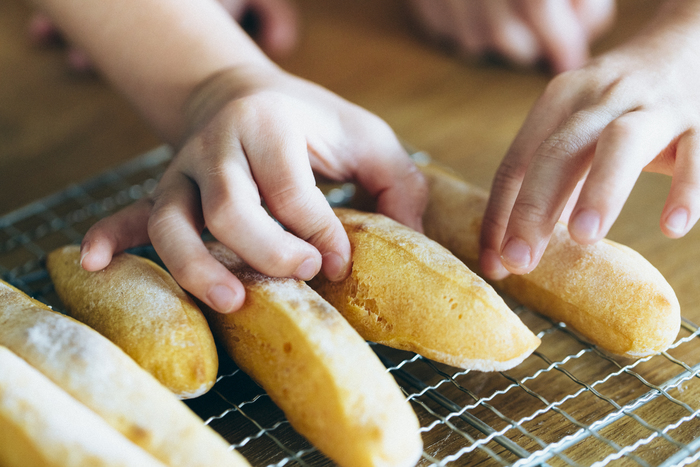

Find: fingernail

[322,252,350,281]
[208,284,238,313]
[501,237,532,270]
[666,207,689,235]
[481,249,510,280]
[294,257,320,281]
[570,209,600,243]
[79,242,90,268]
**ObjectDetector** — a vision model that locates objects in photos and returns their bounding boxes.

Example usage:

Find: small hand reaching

[479,0,700,279]
[81,67,428,313]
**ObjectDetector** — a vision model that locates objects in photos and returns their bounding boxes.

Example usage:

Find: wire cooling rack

[2,145,700,467]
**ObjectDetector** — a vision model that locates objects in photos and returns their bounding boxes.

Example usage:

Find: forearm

[31,0,276,145]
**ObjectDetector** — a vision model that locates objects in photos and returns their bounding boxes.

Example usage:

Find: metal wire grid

[1,146,700,467]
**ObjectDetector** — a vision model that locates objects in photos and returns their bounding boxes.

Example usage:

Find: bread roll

[419,162,681,357]
[0,345,167,467]
[308,208,540,371]
[46,245,217,398]
[205,242,423,467]
[0,279,251,467]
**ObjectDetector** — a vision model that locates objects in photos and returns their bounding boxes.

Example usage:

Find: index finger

[479,81,576,279]
[498,106,614,274]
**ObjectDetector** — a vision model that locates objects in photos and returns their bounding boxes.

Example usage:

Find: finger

[245,126,352,281]
[80,198,153,271]
[661,131,700,238]
[148,170,246,314]
[517,0,589,73]
[447,0,488,56]
[569,111,679,243]
[481,0,541,67]
[572,0,616,41]
[498,106,615,274]
[345,128,428,233]
[67,48,93,73]
[245,0,299,58]
[409,0,455,42]
[371,158,427,234]
[217,0,247,18]
[28,12,94,72]
[185,130,329,281]
[559,176,586,224]
[28,12,61,45]
[479,78,582,279]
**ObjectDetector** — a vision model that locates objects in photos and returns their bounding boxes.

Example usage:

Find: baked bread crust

[420,162,681,357]
[46,245,218,398]
[0,279,250,467]
[206,242,423,467]
[0,345,168,467]
[309,208,540,371]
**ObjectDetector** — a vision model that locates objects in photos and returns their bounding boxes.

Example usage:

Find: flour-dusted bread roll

[0,346,168,467]
[46,245,217,398]
[419,162,681,357]
[205,242,423,467]
[309,208,540,371]
[0,280,251,467]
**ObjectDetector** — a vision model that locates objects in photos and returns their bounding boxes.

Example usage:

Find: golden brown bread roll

[46,245,218,398]
[205,242,423,467]
[419,162,681,357]
[308,208,540,371]
[0,279,251,467]
[0,345,168,467]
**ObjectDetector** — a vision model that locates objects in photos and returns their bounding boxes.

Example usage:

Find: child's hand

[80,66,428,313]
[479,0,700,280]
[408,0,615,73]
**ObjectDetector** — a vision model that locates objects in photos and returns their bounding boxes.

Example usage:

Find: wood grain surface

[3,0,699,466]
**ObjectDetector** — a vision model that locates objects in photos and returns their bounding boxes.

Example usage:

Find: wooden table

[3,0,700,466]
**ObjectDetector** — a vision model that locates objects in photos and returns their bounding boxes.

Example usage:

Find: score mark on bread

[419,162,681,357]
[0,279,251,467]
[0,345,169,467]
[204,242,424,467]
[309,208,541,372]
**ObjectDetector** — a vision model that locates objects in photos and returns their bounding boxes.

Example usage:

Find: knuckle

[305,217,340,249]
[601,117,636,143]
[480,212,507,239]
[266,183,317,219]
[406,164,429,199]
[263,246,299,271]
[228,91,286,123]
[598,75,637,107]
[538,133,584,162]
[168,260,208,293]
[493,158,527,190]
[543,71,578,99]
[204,197,244,236]
[147,202,179,235]
[397,162,430,216]
[512,194,556,227]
